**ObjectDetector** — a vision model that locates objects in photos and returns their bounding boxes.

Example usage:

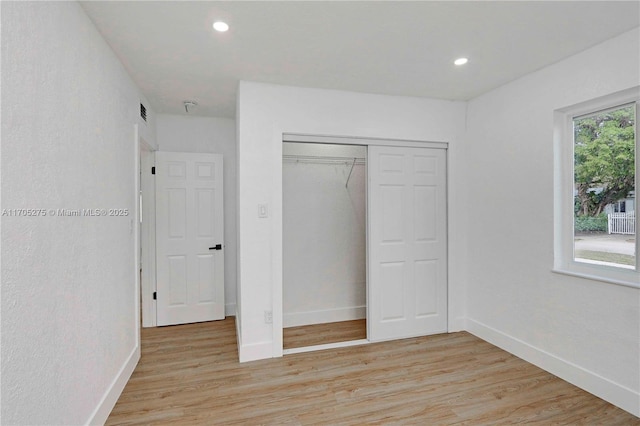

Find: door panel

[380,261,406,321]
[168,255,187,305]
[414,259,438,316]
[369,146,447,341]
[156,152,225,326]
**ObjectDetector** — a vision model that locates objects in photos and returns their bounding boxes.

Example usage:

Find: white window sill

[575,257,635,270]
[552,267,640,289]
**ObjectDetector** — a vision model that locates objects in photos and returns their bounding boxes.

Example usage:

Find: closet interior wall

[283,142,367,328]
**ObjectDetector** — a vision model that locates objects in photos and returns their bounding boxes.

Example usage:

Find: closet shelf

[283,154,365,165]
[283,154,365,187]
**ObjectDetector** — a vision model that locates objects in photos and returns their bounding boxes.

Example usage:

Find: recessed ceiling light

[454,57,469,66]
[213,21,229,32]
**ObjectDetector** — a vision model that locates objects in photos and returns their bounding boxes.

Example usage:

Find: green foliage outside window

[574,213,608,232]
[574,105,635,217]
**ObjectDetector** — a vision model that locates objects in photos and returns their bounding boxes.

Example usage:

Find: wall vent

[140,103,147,122]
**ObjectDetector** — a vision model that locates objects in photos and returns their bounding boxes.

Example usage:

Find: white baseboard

[238,341,274,363]
[284,306,366,328]
[87,343,140,425]
[235,308,274,363]
[235,306,242,361]
[466,318,640,417]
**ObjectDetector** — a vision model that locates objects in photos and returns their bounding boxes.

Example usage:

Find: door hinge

[151,166,156,175]
[153,291,157,300]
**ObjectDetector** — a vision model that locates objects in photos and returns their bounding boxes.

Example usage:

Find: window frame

[553,87,640,288]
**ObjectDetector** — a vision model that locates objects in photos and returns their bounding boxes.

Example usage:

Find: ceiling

[80,1,640,119]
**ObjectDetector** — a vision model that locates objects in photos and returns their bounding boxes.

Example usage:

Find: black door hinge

[151,166,156,175]
[153,291,157,300]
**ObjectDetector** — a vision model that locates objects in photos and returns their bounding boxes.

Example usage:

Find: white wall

[1,2,155,424]
[283,143,366,327]
[156,114,237,316]
[465,28,640,416]
[237,82,468,361]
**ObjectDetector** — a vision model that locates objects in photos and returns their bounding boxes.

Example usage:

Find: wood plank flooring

[107,318,639,425]
[283,319,367,349]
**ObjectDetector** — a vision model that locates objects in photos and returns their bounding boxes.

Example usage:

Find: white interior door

[368,146,447,341]
[155,152,225,326]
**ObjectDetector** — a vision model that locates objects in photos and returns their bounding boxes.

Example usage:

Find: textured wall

[465,28,640,415]
[1,2,152,424]
[156,114,238,316]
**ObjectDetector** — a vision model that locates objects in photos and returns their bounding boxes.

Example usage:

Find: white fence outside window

[608,212,636,235]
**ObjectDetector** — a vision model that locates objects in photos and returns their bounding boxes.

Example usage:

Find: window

[554,88,639,288]
[613,201,626,213]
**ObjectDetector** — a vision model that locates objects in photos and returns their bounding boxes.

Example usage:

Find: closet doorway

[282,142,367,352]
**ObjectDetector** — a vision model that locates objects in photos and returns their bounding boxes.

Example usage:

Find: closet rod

[345,158,356,188]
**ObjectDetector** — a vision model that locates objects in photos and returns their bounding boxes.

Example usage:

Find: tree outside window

[573,104,636,269]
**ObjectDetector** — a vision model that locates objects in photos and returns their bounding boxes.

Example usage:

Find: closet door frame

[280,134,448,354]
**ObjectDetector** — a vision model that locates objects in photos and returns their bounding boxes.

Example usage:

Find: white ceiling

[80,1,640,119]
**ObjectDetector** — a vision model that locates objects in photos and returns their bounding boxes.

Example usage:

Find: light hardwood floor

[283,319,367,349]
[107,318,639,425]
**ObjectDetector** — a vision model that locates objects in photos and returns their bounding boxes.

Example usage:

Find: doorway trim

[282,141,368,353]
[283,338,370,356]
[284,133,448,150]
[138,133,157,328]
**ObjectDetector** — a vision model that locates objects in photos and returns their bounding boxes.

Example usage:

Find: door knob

[209,244,222,250]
